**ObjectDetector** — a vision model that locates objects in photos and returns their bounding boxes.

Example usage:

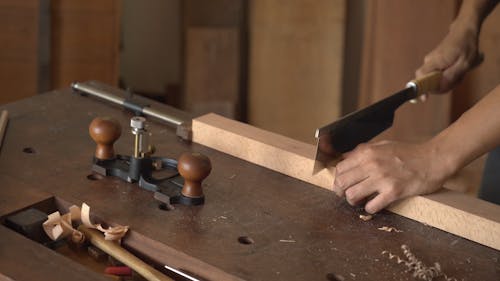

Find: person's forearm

[428,85,500,178]
[454,0,499,32]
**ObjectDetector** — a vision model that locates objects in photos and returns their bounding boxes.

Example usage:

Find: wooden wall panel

[0,0,39,104]
[182,0,245,119]
[184,28,240,118]
[51,0,120,88]
[359,0,457,141]
[249,0,346,144]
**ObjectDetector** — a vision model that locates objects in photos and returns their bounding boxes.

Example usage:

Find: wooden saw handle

[78,226,173,281]
[408,71,442,96]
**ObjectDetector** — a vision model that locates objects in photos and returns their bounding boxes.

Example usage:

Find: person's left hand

[333,140,448,214]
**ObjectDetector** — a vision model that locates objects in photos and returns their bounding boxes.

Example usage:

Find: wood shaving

[378,226,403,233]
[43,203,129,243]
[279,239,296,243]
[381,244,459,281]
[359,214,373,221]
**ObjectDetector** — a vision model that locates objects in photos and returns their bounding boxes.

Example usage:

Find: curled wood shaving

[81,203,129,241]
[43,203,129,243]
[382,245,460,281]
[378,226,403,233]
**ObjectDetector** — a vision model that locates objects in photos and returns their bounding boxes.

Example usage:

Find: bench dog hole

[326,273,345,281]
[86,173,104,181]
[158,203,174,211]
[22,147,36,154]
[238,236,254,245]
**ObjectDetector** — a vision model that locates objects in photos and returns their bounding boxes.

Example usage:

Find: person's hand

[333,140,451,214]
[416,21,481,93]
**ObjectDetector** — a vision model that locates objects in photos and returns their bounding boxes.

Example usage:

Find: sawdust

[382,244,459,281]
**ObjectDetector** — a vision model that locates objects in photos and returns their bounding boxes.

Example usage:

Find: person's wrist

[452,1,483,36]
[450,16,480,38]
[421,137,461,184]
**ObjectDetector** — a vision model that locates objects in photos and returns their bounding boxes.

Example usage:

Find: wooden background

[248,0,346,143]
[0,0,120,104]
[0,0,499,177]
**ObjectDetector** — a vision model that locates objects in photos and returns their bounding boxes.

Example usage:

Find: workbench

[0,87,498,281]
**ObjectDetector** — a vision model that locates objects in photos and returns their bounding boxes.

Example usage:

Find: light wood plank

[192,113,335,189]
[192,113,500,250]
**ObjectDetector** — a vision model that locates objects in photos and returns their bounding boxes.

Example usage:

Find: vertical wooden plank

[37,0,51,93]
[0,0,39,104]
[249,0,346,144]
[50,0,121,88]
[182,0,245,119]
[184,28,241,118]
[341,0,365,115]
[359,0,457,141]
[120,0,182,99]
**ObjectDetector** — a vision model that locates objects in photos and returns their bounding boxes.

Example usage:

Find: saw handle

[407,71,442,97]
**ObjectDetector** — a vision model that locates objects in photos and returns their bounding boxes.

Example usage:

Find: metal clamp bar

[72,81,184,127]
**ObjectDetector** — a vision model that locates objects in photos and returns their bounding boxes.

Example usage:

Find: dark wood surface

[0,88,498,281]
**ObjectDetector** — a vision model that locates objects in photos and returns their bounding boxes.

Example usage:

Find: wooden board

[50,0,121,88]
[182,0,245,119]
[248,0,345,143]
[192,113,334,189]
[0,0,40,104]
[192,113,500,250]
[0,89,498,280]
[0,0,120,105]
[184,28,241,118]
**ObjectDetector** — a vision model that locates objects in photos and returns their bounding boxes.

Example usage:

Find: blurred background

[0,0,498,153]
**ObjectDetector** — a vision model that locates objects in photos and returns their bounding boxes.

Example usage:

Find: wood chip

[359,214,373,221]
[378,226,403,233]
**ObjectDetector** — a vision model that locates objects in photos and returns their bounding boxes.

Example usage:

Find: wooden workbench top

[0,88,498,280]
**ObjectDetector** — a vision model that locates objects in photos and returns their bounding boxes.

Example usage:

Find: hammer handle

[78,226,173,281]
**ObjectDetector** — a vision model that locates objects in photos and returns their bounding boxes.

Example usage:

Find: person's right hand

[416,21,482,93]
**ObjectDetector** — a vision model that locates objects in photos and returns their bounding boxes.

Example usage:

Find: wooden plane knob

[177,152,211,198]
[89,117,122,160]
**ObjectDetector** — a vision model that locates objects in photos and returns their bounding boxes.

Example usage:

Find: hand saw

[313,71,442,174]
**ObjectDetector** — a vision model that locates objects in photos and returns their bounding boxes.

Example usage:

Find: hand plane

[89,116,211,207]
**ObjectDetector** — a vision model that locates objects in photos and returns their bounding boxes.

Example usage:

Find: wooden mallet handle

[77,226,173,281]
